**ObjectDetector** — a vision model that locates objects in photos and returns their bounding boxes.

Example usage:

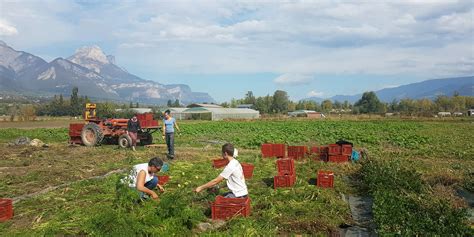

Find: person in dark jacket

[127,115,141,151]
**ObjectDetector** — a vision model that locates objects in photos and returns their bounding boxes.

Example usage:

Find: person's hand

[158,186,165,192]
[194,186,203,193]
[151,191,159,199]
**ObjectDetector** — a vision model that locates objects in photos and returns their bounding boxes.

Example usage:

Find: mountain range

[0,41,215,104]
[304,76,473,103]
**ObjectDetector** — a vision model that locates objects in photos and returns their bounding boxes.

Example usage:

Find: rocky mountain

[304,76,474,103]
[0,41,215,104]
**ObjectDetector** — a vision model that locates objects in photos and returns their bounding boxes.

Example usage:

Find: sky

[0,0,473,102]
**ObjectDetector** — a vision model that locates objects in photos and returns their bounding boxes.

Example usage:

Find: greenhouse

[182,107,260,121]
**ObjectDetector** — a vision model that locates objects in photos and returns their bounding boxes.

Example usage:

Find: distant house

[438,112,451,117]
[468,109,474,116]
[182,107,260,121]
[237,104,254,109]
[288,110,325,118]
[453,112,463,116]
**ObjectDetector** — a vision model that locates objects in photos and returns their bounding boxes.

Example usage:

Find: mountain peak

[70,45,109,64]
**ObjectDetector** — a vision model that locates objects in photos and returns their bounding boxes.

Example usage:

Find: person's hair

[222,143,234,157]
[148,157,163,168]
[165,109,171,115]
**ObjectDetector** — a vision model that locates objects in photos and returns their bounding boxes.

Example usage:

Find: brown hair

[222,143,234,157]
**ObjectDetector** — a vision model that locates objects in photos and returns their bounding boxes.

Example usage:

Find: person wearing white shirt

[194,143,248,198]
[124,157,165,200]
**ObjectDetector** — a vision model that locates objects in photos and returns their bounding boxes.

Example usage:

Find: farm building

[115,108,153,114]
[468,109,474,116]
[288,110,325,118]
[438,112,451,117]
[182,107,260,121]
[237,104,254,109]
[163,107,188,120]
[187,103,223,108]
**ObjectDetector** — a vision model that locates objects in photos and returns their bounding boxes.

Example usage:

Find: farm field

[0,119,473,236]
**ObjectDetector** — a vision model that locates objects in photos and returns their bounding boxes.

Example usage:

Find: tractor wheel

[81,123,104,147]
[140,133,153,146]
[118,134,132,148]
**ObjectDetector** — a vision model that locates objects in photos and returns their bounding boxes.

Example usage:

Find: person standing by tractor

[127,115,141,151]
[162,109,180,159]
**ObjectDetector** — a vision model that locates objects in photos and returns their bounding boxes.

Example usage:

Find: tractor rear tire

[81,123,104,147]
[119,134,132,148]
[140,133,153,146]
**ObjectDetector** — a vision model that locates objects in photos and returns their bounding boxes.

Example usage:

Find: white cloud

[274,73,313,85]
[0,19,18,36]
[1,0,473,79]
[307,90,324,97]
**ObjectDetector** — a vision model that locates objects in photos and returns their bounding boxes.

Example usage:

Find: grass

[0,119,473,235]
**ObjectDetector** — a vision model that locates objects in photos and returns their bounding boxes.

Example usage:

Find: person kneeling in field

[194,143,248,198]
[125,157,165,200]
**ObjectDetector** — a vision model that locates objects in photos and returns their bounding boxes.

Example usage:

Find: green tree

[129,101,134,108]
[321,100,333,112]
[354,91,383,113]
[244,91,256,105]
[173,99,180,107]
[271,90,289,113]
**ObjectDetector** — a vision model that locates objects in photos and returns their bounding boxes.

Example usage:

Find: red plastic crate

[68,123,84,136]
[328,155,349,163]
[328,144,342,155]
[287,146,308,159]
[241,163,255,179]
[211,196,251,220]
[261,144,274,158]
[273,144,286,158]
[274,174,296,189]
[317,170,334,188]
[213,158,229,168]
[0,199,13,222]
[311,146,321,154]
[157,175,169,185]
[276,158,295,175]
[341,145,352,156]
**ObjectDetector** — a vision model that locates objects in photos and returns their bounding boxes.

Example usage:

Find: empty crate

[241,163,255,179]
[211,196,251,220]
[276,158,295,175]
[274,174,296,189]
[157,175,169,185]
[0,199,13,222]
[328,144,342,155]
[341,144,352,156]
[261,144,274,158]
[287,146,308,159]
[272,144,286,158]
[317,170,334,188]
[213,158,229,168]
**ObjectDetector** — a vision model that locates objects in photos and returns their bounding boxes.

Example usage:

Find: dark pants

[165,132,174,156]
[139,176,158,199]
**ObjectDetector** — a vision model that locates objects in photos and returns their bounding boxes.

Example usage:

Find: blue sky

[0,0,473,102]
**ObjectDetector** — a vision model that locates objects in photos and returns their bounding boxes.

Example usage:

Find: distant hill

[0,41,215,104]
[304,76,473,103]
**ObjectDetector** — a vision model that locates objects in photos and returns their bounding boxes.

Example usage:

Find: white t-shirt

[219,159,248,197]
[125,163,155,188]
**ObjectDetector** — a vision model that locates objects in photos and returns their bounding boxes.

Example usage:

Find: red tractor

[69,103,161,148]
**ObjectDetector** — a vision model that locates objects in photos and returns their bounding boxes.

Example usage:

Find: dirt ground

[0,119,75,129]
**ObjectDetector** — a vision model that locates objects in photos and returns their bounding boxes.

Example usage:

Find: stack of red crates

[287,146,308,159]
[328,144,352,163]
[310,146,329,162]
[274,158,296,189]
[211,195,251,220]
[261,144,286,158]
[317,170,334,188]
[241,163,255,179]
